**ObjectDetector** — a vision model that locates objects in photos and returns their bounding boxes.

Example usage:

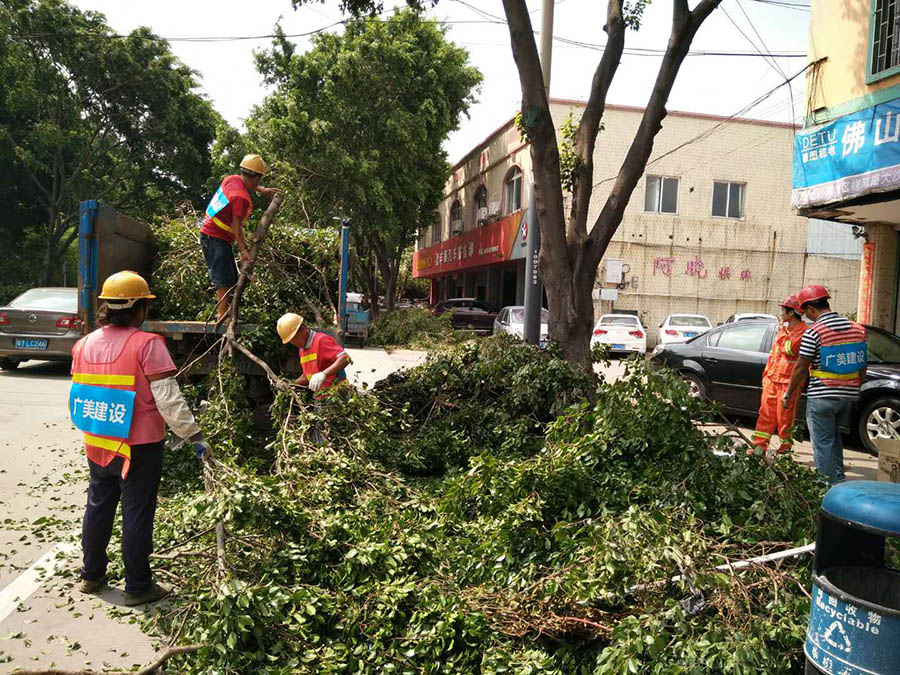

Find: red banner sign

[858,241,875,324]
[413,211,525,279]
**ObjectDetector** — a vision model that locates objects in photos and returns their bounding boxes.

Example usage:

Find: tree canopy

[0,0,219,284]
[250,8,481,311]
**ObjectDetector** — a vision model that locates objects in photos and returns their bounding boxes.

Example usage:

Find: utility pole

[539,0,554,100]
[338,219,350,337]
[524,0,553,346]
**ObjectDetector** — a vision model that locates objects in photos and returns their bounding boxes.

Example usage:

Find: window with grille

[872,0,900,77]
[712,181,745,218]
[474,185,488,225]
[644,175,679,214]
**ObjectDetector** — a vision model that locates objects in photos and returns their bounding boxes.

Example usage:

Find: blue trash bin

[805,481,900,675]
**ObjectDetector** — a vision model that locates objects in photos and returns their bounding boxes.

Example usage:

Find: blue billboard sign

[792,97,900,209]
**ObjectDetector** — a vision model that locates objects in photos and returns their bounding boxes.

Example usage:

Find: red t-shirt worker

[200,154,280,320]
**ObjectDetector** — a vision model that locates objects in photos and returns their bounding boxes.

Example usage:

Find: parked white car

[658,314,712,345]
[723,312,778,324]
[494,306,549,345]
[590,314,647,354]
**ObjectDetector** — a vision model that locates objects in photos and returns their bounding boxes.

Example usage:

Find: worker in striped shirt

[783,285,867,484]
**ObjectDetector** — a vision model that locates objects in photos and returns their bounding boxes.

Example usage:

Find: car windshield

[599,316,638,326]
[9,288,77,313]
[670,316,710,327]
[509,308,549,323]
[868,329,900,364]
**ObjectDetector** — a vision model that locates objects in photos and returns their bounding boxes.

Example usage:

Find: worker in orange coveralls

[749,295,808,456]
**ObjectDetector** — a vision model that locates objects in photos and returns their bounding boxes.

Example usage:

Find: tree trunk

[39,217,59,286]
[372,239,399,313]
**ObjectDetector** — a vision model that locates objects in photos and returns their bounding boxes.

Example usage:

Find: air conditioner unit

[451,219,463,236]
[476,207,488,222]
[488,201,501,216]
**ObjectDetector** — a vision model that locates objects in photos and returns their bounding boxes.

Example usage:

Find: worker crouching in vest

[71,271,209,606]
[750,295,808,457]
[277,313,351,443]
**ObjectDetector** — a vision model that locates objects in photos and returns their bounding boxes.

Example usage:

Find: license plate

[612,343,625,349]
[684,332,697,338]
[15,338,48,350]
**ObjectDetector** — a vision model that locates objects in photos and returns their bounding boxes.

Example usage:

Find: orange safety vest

[299,332,348,400]
[71,330,166,478]
[764,323,809,385]
[807,319,867,389]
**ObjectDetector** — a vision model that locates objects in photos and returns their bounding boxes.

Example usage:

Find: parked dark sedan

[431,298,497,335]
[0,287,81,370]
[650,320,900,454]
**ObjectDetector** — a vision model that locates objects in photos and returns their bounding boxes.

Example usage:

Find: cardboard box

[875,438,900,483]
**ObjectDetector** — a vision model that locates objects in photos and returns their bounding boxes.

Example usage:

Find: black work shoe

[79,574,107,594]
[123,582,171,607]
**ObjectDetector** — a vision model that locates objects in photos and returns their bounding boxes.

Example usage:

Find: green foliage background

[145,338,823,673]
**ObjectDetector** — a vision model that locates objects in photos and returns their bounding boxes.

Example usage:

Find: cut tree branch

[225,192,284,339]
[16,644,204,675]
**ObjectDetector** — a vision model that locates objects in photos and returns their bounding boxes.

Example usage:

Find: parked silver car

[493,306,549,344]
[0,288,81,370]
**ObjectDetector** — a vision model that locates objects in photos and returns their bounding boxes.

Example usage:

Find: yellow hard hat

[239,153,268,176]
[98,271,155,309]
[277,312,305,344]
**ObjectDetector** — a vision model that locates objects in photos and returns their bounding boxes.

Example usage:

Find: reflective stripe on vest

[300,353,317,364]
[83,433,132,459]
[72,372,136,386]
[809,369,860,381]
[211,215,233,233]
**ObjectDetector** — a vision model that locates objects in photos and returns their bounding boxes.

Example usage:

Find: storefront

[792,97,900,332]
[413,209,531,310]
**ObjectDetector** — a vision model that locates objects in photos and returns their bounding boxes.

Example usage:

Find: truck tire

[0,358,19,371]
[858,395,900,455]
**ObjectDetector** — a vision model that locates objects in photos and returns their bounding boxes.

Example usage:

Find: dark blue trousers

[80,442,164,593]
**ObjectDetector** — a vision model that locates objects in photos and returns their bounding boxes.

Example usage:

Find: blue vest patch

[820,341,867,375]
[205,186,230,220]
[69,383,136,439]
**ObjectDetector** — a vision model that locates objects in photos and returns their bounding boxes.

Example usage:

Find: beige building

[414,100,861,345]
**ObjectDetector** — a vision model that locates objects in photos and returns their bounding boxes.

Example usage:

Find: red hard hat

[798,284,830,306]
[780,295,802,312]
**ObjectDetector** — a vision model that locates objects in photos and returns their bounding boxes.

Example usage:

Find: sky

[70,0,811,165]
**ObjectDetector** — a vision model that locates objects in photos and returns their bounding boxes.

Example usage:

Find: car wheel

[858,396,900,454]
[0,358,19,371]
[681,372,706,401]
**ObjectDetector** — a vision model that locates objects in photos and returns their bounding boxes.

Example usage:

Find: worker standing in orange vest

[70,272,209,605]
[200,154,280,321]
[783,284,867,484]
[750,295,808,456]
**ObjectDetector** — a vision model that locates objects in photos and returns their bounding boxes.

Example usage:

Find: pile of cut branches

[139,337,822,674]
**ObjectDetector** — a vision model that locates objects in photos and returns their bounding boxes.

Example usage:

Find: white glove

[308,372,327,392]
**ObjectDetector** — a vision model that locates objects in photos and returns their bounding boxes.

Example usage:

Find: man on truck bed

[71,271,210,605]
[201,153,280,321]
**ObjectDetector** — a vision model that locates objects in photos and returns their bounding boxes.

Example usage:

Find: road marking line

[0,542,78,624]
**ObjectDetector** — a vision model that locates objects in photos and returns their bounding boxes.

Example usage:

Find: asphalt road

[0,348,878,671]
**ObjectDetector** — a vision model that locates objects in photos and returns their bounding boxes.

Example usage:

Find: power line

[591,61,813,188]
